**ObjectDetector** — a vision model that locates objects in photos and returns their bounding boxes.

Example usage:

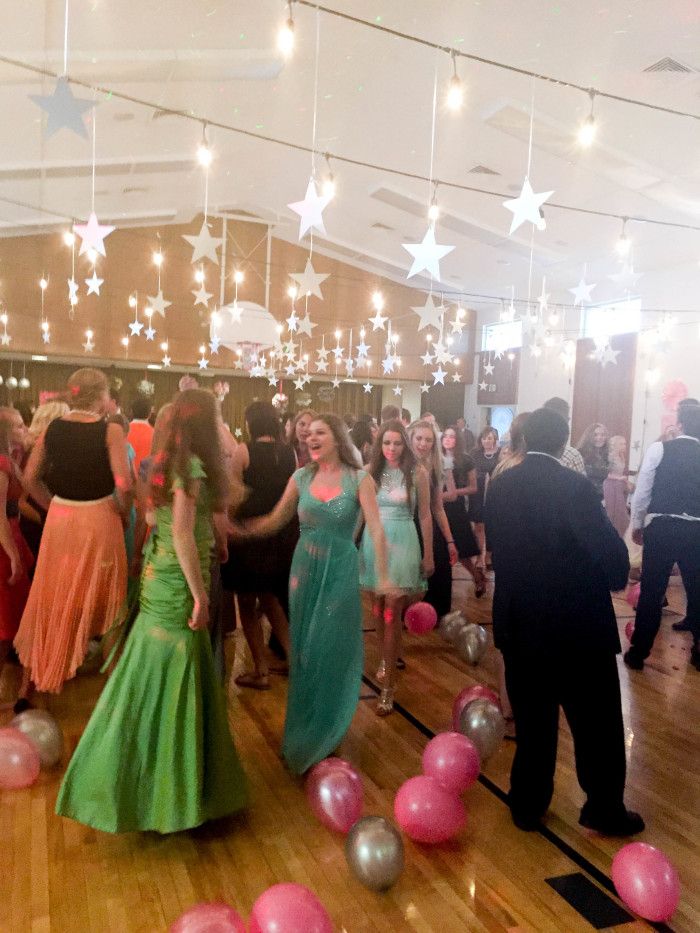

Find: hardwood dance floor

[2,572,698,932]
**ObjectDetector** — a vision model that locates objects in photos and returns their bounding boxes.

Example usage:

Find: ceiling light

[197,123,212,168]
[577,90,597,147]
[277,2,295,57]
[616,218,631,256]
[446,51,465,111]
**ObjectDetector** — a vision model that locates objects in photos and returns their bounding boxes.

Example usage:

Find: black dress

[469,449,501,523]
[221,441,298,601]
[444,457,480,559]
[415,475,452,619]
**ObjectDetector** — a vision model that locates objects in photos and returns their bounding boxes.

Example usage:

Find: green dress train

[282,466,365,774]
[55,457,246,834]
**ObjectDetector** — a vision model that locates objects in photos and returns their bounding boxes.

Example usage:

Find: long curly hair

[577,422,609,463]
[305,413,360,473]
[149,389,229,510]
[407,419,442,496]
[368,419,415,499]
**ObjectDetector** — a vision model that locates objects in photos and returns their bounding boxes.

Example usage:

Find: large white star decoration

[402,226,455,282]
[412,293,443,332]
[420,349,435,366]
[73,213,115,258]
[147,289,171,319]
[331,376,341,389]
[129,320,144,337]
[297,313,317,338]
[609,265,642,292]
[478,380,488,391]
[85,271,103,296]
[290,259,329,300]
[393,384,403,397]
[286,311,300,333]
[432,366,448,386]
[450,317,466,335]
[356,339,370,357]
[420,382,430,394]
[595,343,620,366]
[503,177,554,235]
[315,359,329,373]
[67,278,79,301]
[569,277,596,307]
[209,335,221,354]
[369,309,388,331]
[183,221,223,265]
[484,361,495,376]
[144,326,156,341]
[363,382,373,394]
[29,77,94,139]
[192,284,212,307]
[452,372,462,383]
[288,178,332,240]
[198,356,209,370]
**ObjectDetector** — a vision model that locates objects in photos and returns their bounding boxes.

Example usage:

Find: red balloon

[394,775,466,844]
[625,621,635,640]
[0,727,41,789]
[170,902,246,933]
[249,883,332,933]
[405,601,438,635]
[422,732,480,795]
[452,685,500,731]
[612,843,680,923]
[626,583,640,609]
[306,760,363,833]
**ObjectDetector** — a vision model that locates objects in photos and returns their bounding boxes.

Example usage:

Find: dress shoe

[623,649,644,670]
[579,806,645,836]
[510,809,543,832]
[672,618,692,632]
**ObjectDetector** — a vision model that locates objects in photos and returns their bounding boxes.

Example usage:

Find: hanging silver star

[332,376,341,389]
[161,354,171,367]
[209,335,221,354]
[29,77,94,139]
[74,213,115,258]
[568,276,596,306]
[294,377,305,390]
[368,310,387,331]
[315,359,329,373]
[484,362,495,376]
[382,355,396,375]
[316,344,330,361]
[392,384,403,397]
[503,177,553,235]
[356,339,370,357]
[420,349,435,366]
[403,226,455,281]
[129,320,144,336]
[452,372,462,383]
[198,356,209,370]
[288,178,332,239]
[478,380,488,390]
[144,326,156,341]
[83,337,95,353]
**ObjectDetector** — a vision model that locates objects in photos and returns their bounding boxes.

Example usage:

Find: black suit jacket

[485,453,629,655]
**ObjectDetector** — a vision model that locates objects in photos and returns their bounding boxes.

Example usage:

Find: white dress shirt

[630,435,700,530]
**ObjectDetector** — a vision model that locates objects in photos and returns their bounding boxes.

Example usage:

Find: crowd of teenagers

[0,367,698,838]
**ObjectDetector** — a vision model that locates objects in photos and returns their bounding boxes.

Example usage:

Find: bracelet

[446,539,455,545]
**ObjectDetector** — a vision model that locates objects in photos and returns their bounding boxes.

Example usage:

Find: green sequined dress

[55,457,247,833]
[282,466,365,774]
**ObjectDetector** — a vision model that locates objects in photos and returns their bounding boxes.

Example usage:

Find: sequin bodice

[294,466,364,540]
[376,467,415,523]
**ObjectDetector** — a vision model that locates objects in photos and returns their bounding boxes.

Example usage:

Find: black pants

[503,646,627,821]
[632,517,700,658]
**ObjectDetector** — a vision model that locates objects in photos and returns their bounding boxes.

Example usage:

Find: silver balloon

[77,639,103,675]
[345,816,404,891]
[458,698,505,761]
[440,611,466,643]
[455,623,489,665]
[10,709,64,768]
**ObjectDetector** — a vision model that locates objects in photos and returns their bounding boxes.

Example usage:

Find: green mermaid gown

[282,466,365,774]
[56,457,246,833]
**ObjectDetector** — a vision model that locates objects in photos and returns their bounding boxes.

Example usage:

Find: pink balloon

[405,601,438,635]
[249,883,332,933]
[625,621,635,641]
[306,760,363,833]
[452,685,501,731]
[0,727,41,789]
[310,756,356,777]
[394,775,466,844]
[422,732,480,795]
[612,843,680,923]
[170,902,246,933]
[626,583,640,609]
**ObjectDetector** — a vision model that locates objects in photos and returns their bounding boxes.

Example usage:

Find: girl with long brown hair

[56,389,246,833]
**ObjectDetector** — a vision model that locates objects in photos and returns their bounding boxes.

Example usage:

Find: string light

[121,336,129,347]
[578,90,597,147]
[195,268,205,284]
[287,284,298,299]
[371,290,384,311]
[153,251,164,267]
[616,217,631,256]
[277,1,295,57]
[233,269,244,284]
[87,247,98,264]
[39,277,48,291]
[160,341,168,352]
[86,329,94,340]
[197,122,212,168]
[41,321,49,333]
[334,329,342,339]
[63,231,75,246]
[446,51,465,111]
[128,295,137,308]
[428,185,440,222]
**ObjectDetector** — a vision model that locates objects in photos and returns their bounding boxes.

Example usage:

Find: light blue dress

[359,467,425,594]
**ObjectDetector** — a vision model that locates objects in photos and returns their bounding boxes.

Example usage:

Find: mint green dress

[55,457,246,833]
[283,466,365,774]
[359,467,425,594]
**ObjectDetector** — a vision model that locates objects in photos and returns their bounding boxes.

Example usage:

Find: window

[582,298,641,343]
[482,319,523,353]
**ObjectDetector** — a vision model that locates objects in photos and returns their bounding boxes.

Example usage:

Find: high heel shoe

[375,660,386,683]
[375,686,395,716]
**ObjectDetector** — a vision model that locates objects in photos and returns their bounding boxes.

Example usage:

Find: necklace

[483,451,496,459]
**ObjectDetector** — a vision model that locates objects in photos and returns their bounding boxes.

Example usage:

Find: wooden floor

[2,571,698,932]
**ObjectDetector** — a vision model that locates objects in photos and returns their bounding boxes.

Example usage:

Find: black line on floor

[361,672,674,933]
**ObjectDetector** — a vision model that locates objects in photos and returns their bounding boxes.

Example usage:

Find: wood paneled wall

[571,332,638,449]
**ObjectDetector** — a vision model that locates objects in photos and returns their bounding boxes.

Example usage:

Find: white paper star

[198,357,209,370]
[83,338,95,353]
[333,346,345,363]
[393,385,403,397]
[268,374,278,387]
[183,221,223,265]
[296,313,317,337]
[356,340,370,357]
[129,320,144,336]
[209,335,221,354]
[484,362,495,376]
[73,213,115,258]
[420,349,435,366]
[315,359,329,374]
[0,332,11,346]
[294,377,305,390]
[284,363,297,377]
[452,372,462,383]
[403,226,455,281]
[147,289,171,319]
[382,356,396,375]
[286,311,299,333]
[42,330,50,344]
[283,340,297,360]
[432,366,448,385]
[369,310,387,331]
[432,342,453,365]
[161,354,171,367]
[144,326,156,341]
[316,345,330,361]
[85,271,103,296]
[479,380,488,391]
[420,382,430,394]
[290,259,329,300]
[192,285,212,307]
[29,77,93,139]
[609,265,642,291]
[288,178,332,240]
[412,293,443,332]
[332,376,341,389]
[503,177,554,235]
[67,278,79,301]
[228,300,242,323]
[569,277,596,306]
[363,382,373,394]
[450,318,466,335]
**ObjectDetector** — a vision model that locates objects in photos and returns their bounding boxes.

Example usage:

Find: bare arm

[454,468,477,497]
[358,473,391,590]
[416,467,434,576]
[172,485,209,630]
[237,476,299,538]
[18,490,42,526]
[432,486,458,565]
[106,422,134,514]
[0,473,21,584]
[23,433,52,510]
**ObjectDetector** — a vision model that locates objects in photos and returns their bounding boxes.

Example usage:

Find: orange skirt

[14,496,127,694]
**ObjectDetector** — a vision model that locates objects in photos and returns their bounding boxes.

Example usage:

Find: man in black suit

[485,408,644,835]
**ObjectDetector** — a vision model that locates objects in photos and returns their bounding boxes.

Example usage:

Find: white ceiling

[1,0,699,315]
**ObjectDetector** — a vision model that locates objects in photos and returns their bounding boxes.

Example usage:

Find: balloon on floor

[0,727,41,789]
[249,883,332,933]
[10,709,64,768]
[625,620,635,640]
[439,611,466,643]
[626,583,640,610]
[170,901,246,932]
[612,843,680,923]
[305,758,363,834]
[394,775,466,844]
[458,699,505,761]
[405,601,438,634]
[452,684,501,731]
[454,623,488,665]
[345,816,404,891]
[422,732,480,794]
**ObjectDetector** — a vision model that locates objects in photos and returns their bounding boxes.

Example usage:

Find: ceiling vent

[370,221,394,231]
[122,186,149,194]
[643,57,694,73]
[469,164,500,176]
